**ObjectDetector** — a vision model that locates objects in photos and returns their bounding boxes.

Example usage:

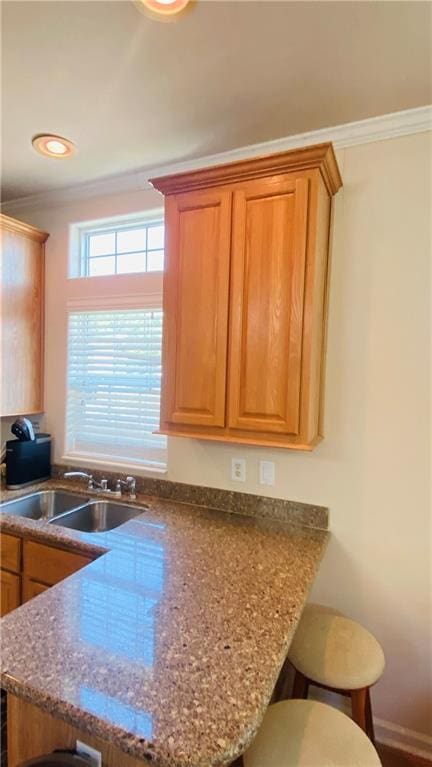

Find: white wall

[4,132,431,745]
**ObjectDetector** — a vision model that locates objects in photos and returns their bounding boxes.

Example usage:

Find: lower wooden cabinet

[0,570,21,617]
[0,532,95,615]
[0,533,22,616]
[0,533,21,574]
[23,540,93,586]
[8,695,147,767]
[22,577,50,603]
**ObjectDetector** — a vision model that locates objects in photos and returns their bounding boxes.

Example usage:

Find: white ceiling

[1,0,431,202]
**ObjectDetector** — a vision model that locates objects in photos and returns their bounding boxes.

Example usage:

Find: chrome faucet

[64,471,137,500]
[63,471,109,493]
[115,476,137,500]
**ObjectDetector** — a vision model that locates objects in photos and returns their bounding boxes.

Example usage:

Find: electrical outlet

[76,740,102,767]
[231,457,246,482]
[259,460,275,486]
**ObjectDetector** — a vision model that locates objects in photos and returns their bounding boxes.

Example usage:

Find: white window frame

[68,209,164,279]
[63,211,167,475]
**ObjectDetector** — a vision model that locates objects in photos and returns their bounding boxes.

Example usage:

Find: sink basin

[0,490,89,520]
[49,500,147,533]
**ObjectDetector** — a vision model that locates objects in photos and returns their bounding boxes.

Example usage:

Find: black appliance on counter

[5,434,51,489]
[10,416,35,442]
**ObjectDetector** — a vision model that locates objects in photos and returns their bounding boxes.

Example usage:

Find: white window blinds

[66,309,166,470]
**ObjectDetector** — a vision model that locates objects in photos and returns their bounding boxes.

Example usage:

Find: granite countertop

[0,479,329,767]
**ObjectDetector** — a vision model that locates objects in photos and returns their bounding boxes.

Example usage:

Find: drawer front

[0,533,22,573]
[22,577,50,603]
[24,540,92,586]
[1,569,21,616]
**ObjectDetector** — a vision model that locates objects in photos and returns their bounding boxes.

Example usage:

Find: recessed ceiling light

[135,0,192,20]
[32,134,76,159]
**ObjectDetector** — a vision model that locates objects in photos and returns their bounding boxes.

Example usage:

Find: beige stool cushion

[244,700,382,767]
[288,607,385,690]
[302,603,344,617]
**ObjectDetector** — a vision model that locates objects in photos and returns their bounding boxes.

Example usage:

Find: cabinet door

[23,540,93,585]
[0,223,45,415]
[228,176,309,435]
[0,533,21,573]
[22,577,50,603]
[161,188,232,428]
[1,570,21,616]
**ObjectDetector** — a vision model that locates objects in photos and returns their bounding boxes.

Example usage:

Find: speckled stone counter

[1,480,329,766]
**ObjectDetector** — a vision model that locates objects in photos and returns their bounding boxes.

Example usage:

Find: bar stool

[243,699,382,767]
[286,604,385,741]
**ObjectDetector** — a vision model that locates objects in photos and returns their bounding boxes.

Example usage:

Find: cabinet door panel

[162,189,232,427]
[0,226,44,415]
[1,569,21,616]
[0,533,21,573]
[24,541,93,585]
[228,176,309,435]
[22,577,50,603]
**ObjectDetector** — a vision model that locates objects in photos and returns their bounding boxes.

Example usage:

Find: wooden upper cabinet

[162,189,232,427]
[0,214,48,417]
[151,143,342,450]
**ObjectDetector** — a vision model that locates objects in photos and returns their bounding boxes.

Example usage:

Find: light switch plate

[259,460,275,486]
[231,457,246,482]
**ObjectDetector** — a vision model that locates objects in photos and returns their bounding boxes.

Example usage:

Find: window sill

[60,454,167,477]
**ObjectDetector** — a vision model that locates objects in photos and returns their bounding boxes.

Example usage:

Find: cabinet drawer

[23,540,92,586]
[22,577,50,603]
[1,569,21,616]
[0,533,22,573]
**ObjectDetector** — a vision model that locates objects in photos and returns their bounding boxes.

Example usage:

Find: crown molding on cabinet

[150,142,342,196]
[2,105,431,216]
[0,213,49,242]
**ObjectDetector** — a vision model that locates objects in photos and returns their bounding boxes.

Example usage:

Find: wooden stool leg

[272,656,290,703]
[365,688,375,743]
[292,669,310,699]
[350,687,368,733]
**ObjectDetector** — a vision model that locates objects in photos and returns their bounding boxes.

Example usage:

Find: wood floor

[378,744,432,767]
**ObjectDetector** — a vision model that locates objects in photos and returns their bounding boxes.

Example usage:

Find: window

[65,309,166,471]
[80,219,164,277]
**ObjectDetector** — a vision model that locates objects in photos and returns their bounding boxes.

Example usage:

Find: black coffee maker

[5,419,51,488]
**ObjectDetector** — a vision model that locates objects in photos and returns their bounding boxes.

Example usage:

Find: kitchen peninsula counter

[1,479,328,766]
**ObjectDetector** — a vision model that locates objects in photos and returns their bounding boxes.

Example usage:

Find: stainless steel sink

[49,500,147,533]
[0,490,89,520]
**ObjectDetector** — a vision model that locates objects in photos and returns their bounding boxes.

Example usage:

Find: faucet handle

[115,476,136,499]
[126,476,136,499]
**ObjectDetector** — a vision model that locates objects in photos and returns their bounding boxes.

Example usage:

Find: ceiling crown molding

[2,105,430,216]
